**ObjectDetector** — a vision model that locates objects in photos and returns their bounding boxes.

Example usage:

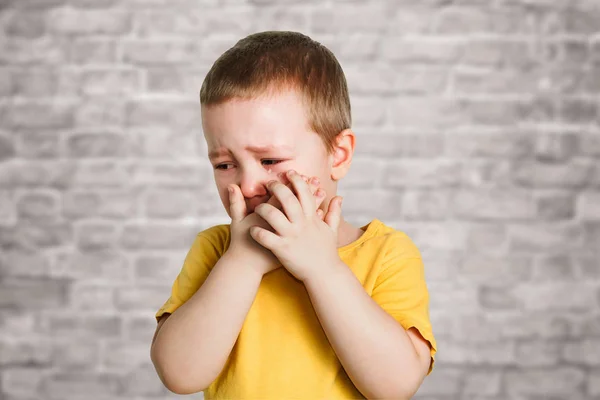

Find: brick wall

[0,0,599,399]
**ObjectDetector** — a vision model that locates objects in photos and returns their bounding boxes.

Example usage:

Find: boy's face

[201,88,335,217]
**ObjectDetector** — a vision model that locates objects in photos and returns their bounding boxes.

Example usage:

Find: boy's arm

[150,250,263,395]
[303,260,432,400]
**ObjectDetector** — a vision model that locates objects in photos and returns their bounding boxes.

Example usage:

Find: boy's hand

[249,169,344,283]
[226,174,326,277]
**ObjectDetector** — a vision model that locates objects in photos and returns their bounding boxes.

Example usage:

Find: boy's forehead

[208,143,295,160]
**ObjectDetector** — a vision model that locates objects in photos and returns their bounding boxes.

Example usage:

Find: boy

[151,31,436,399]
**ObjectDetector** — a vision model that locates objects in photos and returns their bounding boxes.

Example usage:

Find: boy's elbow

[150,343,210,395]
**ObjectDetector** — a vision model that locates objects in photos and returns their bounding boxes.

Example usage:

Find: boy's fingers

[228,184,246,222]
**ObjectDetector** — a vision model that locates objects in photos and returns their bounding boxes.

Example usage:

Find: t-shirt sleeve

[370,236,437,376]
[155,225,229,322]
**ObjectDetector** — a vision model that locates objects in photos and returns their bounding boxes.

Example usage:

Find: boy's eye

[215,160,284,170]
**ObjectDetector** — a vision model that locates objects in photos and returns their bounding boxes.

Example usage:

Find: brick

[462,368,502,395]
[130,161,208,188]
[400,222,468,251]
[126,99,200,129]
[0,339,52,365]
[401,190,449,220]
[515,340,562,366]
[50,249,130,281]
[390,97,464,128]
[535,192,576,220]
[350,96,387,126]
[115,285,171,313]
[0,160,74,188]
[450,188,536,220]
[534,132,579,162]
[428,282,479,313]
[134,253,183,282]
[459,160,512,188]
[4,102,73,129]
[102,340,152,368]
[69,282,114,311]
[15,189,61,220]
[66,132,132,158]
[47,8,131,35]
[348,65,447,95]
[310,4,389,34]
[387,6,435,34]
[559,98,598,124]
[12,220,72,248]
[39,372,123,398]
[580,191,600,220]
[145,67,207,93]
[144,189,199,218]
[68,38,116,64]
[40,313,122,338]
[51,339,100,370]
[121,40,201,65]
[62,189,136,219]
[575,253,600,280]
[439,339,517,366]
[583,221,600,250]
[479,284,521,310]
[2,367,45,397]
[590,368,600,396]
[532,253,577,281]
[435,7,492,34]
[517,96,556,123]
[75,221,120,250]
[80,69,139,95]
[462,39,532,68]
[136,128,200,159]
[452,314,504,343]
[10,68,55,96]
[505,367,586,395]
[383,160,461,188]
[421,249,460,282]
[15,130,62,158]
[563,339,600,366]
[460,99,522,126]
[252,6,308,33]
[0,189,15,223]
[0,249,50,278]
[414,366,462,396]
[134,10,208,36]
[122,364,169,396]
[120,223,198,250]
[0,278,69,309]
[513,160,594,189]
[0,310,36,337]
[5,11,45,38]
[0,38,65,65]
[353,131,444,159]
[0,133,15,161]
[515,282,595,311]
[509,222,584,252]
[446,131,532,158]
[74,96,126,127]
[125,315,156,342]
[452,68,537,94]
[465,223,507,253]
[381,37,463,64]
[70,161,131,187]
[458,253,533,285]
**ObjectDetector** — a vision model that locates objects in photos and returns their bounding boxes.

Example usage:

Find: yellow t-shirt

[155,218,437,399]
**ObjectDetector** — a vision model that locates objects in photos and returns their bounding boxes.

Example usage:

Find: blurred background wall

[0,0,599,399]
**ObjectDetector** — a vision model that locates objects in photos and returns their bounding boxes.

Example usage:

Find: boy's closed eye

[214,159,286,170]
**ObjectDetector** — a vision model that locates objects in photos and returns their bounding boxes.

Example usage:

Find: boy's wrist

[221,248,269,279]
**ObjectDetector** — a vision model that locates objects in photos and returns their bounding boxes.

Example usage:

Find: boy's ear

[330,129,355,181]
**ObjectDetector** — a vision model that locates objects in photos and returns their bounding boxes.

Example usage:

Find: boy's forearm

[151,250,263,395]
[303,260,425,400]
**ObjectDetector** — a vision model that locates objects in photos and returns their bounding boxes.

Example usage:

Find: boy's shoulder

[196,222,231,253]
[351,219,423,260]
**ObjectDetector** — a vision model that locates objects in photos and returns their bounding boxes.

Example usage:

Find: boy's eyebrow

[208,144,293,160]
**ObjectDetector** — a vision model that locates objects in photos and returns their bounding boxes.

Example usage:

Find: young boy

[150,31,437,399]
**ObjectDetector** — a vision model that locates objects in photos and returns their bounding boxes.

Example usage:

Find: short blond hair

[199,31,351,156]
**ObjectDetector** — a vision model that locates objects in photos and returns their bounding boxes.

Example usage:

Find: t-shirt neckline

[337,218,382,253]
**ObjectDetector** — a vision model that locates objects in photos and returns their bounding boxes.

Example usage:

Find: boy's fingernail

[287,169,296,176]
[311,177,320,185]
[277,172,284,178]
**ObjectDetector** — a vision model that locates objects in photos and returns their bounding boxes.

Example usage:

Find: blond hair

[199,31,351,156]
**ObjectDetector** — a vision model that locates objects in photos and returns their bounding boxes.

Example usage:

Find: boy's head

[200,31,355,216]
